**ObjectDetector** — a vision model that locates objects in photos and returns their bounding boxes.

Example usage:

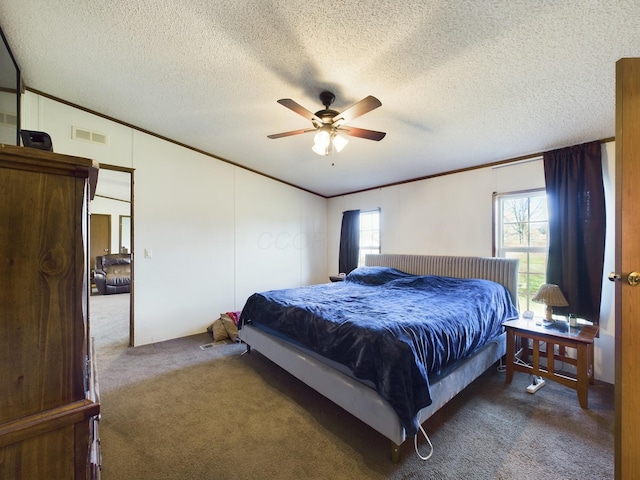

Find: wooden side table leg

[506,329,515,384]
[532,340,540,376]
[547,341,555,376]
[576,343,589,409]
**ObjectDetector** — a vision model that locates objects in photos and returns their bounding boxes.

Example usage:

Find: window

[358,209,380,266]
[494,190,548,314]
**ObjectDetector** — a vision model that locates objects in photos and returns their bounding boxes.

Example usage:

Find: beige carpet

[89,294,614,479]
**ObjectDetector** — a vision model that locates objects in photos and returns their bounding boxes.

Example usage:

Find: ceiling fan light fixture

[333,134,348,153]
[314,129,331,148]
[269,91,385,155]
[312,143,329,156]
[312,130,348,156]
[312,129,331,155]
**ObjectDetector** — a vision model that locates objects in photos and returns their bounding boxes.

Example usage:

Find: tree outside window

[358,209,380,266]
[495,190,548,314]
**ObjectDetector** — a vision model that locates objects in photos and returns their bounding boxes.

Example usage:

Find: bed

[238,254,519,461]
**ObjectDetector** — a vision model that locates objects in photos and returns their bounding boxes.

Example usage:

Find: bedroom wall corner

[233,168,328,309]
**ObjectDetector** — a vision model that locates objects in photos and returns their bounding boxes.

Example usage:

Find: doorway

[90,164,134,346]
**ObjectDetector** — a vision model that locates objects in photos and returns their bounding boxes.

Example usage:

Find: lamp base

[543,305,555,325]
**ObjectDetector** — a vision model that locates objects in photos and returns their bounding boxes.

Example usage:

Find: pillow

[207,313,239,342]
[208,318,230,341]
[345,266,412,285]
[220,313,238,342]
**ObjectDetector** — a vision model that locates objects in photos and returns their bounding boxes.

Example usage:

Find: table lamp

[532,284,569,325]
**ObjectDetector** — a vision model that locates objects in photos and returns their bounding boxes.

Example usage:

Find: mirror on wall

[0,27,21,145]
[90,165,134,346]
[91,168,131,257]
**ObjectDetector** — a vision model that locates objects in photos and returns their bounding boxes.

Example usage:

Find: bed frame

[239,254,519,461]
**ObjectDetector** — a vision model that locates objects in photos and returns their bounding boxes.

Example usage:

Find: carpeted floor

[89,293,614,479]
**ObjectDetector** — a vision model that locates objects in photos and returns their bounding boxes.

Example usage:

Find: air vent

[0,112,17,127]
[72,126,108,145]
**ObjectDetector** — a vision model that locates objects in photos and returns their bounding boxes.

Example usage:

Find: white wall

[234,168,327,306]
[327,168,499,267]
[21,91,328,346]
[131,132,237,344]
[327,143,616,384]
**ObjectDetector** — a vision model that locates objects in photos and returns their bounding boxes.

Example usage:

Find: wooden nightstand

[503,317,598,408]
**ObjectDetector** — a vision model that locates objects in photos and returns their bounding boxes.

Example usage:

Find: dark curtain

[338,210,360,274]
[543,141,605,323]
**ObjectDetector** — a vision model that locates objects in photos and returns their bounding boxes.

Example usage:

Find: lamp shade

[532,284,568,322]
[532,284,569,307]
[332,134,348,152]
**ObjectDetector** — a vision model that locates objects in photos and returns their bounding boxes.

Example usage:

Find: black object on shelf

[20,130,53,151]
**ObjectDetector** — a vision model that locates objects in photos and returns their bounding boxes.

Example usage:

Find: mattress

[240,265,518,436]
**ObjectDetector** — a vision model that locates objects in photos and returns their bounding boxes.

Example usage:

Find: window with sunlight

[358,209,380,266]
[495,190,548,315]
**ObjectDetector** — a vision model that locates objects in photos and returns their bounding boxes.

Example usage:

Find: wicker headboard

[365,254,519,306]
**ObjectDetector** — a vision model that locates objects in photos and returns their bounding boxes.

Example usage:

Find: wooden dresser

[0,145,101,479]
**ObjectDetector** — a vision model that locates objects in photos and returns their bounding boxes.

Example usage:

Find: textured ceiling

[1,1,639,197]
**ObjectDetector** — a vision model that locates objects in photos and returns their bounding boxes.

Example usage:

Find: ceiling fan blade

[333,96,382,124]
[339,126,386,141]
[277,99,322,123]
[267,128,316,139]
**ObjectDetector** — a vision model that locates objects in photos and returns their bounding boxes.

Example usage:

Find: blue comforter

[239,266,518,436]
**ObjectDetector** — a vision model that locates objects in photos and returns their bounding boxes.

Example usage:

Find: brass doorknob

[628,271,640,286]
[608,272,621,282]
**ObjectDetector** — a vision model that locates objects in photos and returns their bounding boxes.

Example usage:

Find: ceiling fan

[267,91,386,155]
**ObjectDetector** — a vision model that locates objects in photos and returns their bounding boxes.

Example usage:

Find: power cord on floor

[497,351,530,372]
[414,412,434,461]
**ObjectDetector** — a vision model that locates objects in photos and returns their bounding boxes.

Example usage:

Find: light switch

[144,248,153,258]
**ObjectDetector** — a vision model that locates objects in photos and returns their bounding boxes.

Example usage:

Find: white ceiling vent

[72,126,108,145]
